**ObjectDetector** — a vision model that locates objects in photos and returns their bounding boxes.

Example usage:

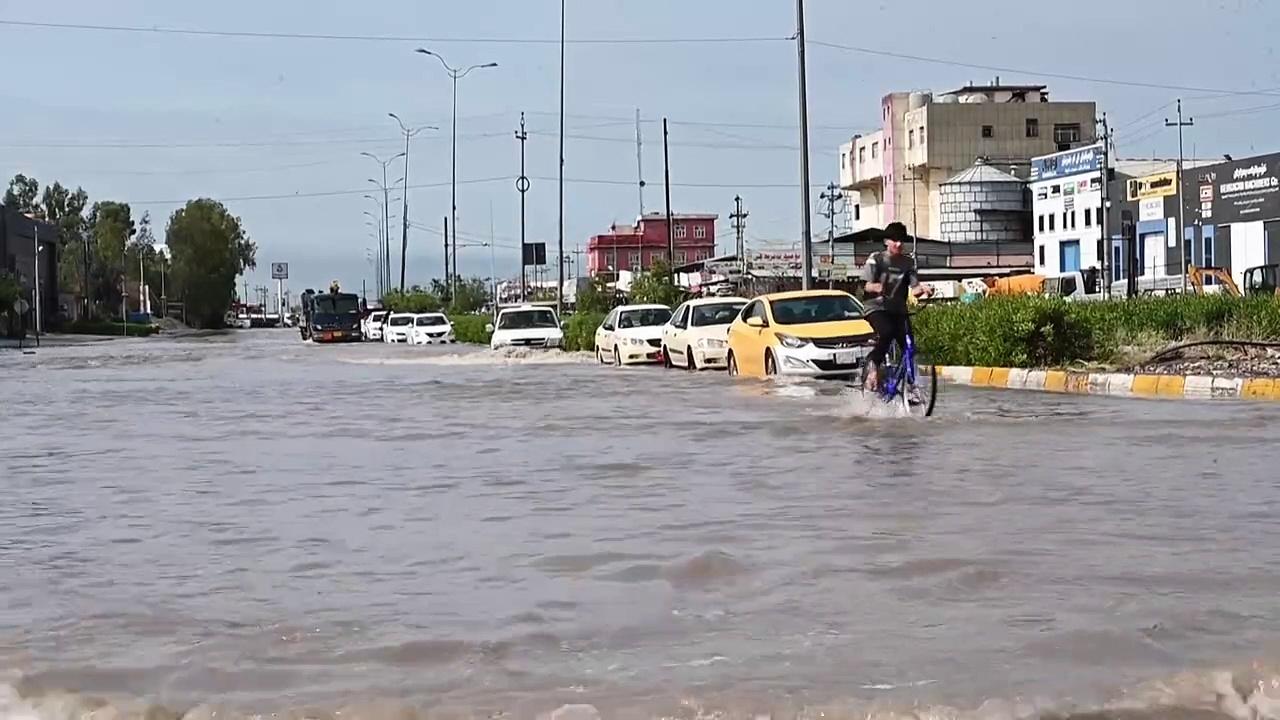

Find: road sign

[271,262,289,280]
[13,298,29,314]
[522,243,547,267]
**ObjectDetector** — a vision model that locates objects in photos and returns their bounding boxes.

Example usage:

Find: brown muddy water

[3,330,1280,720]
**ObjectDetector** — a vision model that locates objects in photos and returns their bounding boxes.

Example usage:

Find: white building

[1030,143,1108,280]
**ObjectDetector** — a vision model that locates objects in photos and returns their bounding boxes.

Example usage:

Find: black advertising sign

[522,242,547,267]
[1190,152,1280,225]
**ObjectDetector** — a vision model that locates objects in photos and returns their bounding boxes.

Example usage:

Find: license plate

[834,350,857,365]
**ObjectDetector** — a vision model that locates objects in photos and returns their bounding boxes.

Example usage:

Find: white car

[363,311,388,341]
[662,296,749,370]
[382,312,415,343]
[411,313,456,345]
[488,305,564,350]
[595,304,672,365]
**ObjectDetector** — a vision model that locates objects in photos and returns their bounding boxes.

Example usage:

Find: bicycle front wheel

[910,364,939,417]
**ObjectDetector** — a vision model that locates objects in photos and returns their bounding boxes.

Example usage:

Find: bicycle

[866,314,938,417]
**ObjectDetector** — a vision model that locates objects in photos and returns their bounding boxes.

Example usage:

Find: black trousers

[866,311,908,368]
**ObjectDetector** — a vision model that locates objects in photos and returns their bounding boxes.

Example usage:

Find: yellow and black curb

[933,366,1280,401]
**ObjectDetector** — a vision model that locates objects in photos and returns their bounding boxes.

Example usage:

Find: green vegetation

[63,320,159,337]
[451,314,492,344]
[564,311,605,352]
[166,199,256,328]
[913,295,1280,369]
[626,259,688,307]
[382,287,444,313]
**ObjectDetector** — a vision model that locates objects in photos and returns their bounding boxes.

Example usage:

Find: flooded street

[4,330,1280,719]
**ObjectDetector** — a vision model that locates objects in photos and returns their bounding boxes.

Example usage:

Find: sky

[1,0,1277,296]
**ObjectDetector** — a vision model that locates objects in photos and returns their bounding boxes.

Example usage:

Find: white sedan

[382,312,415,343]
[363,310,388,341]
[594,304,672,365]
[488,305,564,349]
[411,313,456,345]
[662,296,749,370]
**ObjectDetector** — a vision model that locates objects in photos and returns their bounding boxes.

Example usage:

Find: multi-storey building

[586,213,717,278]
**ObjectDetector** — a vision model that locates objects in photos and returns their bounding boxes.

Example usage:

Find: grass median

[912,295,1280,369]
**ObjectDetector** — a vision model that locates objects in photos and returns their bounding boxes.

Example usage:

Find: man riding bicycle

[861,222,933,392]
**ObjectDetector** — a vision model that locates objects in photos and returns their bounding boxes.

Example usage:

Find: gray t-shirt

[860,250,919,315]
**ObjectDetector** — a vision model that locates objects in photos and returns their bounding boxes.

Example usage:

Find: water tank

[908,91,932,111]
[936,94,959,104]
[937,159,1029,245]
[961,93,990,104]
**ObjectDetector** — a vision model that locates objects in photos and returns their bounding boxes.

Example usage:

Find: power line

[0,19,785,45]
[528,130,799,151]
[807,38,1280,97]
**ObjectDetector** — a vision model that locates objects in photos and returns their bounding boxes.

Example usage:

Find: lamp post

[414,48,498,301]
[360,151,405,297]
[388,114,438,292]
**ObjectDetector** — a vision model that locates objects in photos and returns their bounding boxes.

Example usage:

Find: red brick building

[586,212,717,277]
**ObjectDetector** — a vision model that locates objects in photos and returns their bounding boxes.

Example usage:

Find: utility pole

[32,221,41,338]
[1098,114,1111,298]
[515,112,530,303]
[1166,99,1194,293]
[443,216,450,302]
[556,0,566,317]
[389,114,436,293]
[730,195,749,281]
[795,0,815,290]
[663,117,674,280]
[820,183,844,289]
[635,107,646,217]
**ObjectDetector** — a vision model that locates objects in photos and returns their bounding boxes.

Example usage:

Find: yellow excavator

[1187,265,1242,297]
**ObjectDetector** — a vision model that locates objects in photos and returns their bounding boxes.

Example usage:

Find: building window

[841,153,846,169]
[1062,212,1068,229]
[1054,123,1082,147]
[858,147,866,163]
[1026,118,1039,138]
[674,224,687,239]
[651,250,665,264]
[693,225,706,239]
[1038,215,1045,233]
[1070,211,1076,230]
[853,204,861,221]
[606,250,616,269]
[908,129,915,149]
[982,125,994,138]
[1084,208,1092,227]
[1049,214,1056,231]
[628,252,641,270]
[919,125,926,144]
[871,142,879,159]
[1038,244,1045,266]
[675,250,687,265]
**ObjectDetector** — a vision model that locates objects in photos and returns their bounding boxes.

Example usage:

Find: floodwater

[3,330,1280,720]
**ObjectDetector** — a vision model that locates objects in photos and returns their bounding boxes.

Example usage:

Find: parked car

[662,296,749,370]
[363,310,388,341]
[594,304,672,365]
[726,290,874,379]
[411,313,456,345]
[382,312,415,343]
[488,305,564,350]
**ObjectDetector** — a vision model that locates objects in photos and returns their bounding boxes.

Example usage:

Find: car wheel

[662,346,673,369]
[596,346,607,364]
[727,351,738,377]
[686,346,697,371]
[764,349,777,376]
[613,347,622,366]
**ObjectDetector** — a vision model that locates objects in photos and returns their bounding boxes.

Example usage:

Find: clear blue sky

[1,0,1276,295]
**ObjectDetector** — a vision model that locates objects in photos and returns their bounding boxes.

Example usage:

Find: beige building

[838,82,1096,240]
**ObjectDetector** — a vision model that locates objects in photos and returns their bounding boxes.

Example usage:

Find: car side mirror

[745,316,765,328]
[485,323,494,333]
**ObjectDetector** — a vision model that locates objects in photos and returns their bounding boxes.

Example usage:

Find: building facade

[0,205,59,332]
[586,212,717,278]
[1183,151,1280,288]
[838,82,1096,240]
[1029,143,1110,277]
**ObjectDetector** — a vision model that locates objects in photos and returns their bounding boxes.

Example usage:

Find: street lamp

[389,113,438,293]
[360,151,405,297]
[414,48,498,301]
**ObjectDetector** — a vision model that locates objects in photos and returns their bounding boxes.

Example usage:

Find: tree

[41,182,90,307]
[574,275,614,314]
[166,199,255,328]
[627,259,686,307]
[449,277,490,313]
[383,286,443,313]
[126,212,169,298]
[87,201,135,314]
[3,174,39,213]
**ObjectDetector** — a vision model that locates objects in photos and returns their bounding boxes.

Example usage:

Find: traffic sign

[271,262,289,280]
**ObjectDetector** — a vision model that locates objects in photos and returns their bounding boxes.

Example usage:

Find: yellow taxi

[726,290,875,378]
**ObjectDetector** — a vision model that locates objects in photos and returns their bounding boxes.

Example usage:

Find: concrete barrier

[931,365,1280,402]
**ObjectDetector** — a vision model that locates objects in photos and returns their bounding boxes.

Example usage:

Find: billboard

[1190,152,1280,225]
[1126,171,1177,201]
[1030,143,1104,182]
[270,262,289,279]
[522,242,547,266]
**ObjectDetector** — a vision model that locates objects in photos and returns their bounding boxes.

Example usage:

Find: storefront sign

[1190,153,1280,224]
[1139,197,1164,222]
[1126,171,1178,201]
[1031,143,1104,182]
